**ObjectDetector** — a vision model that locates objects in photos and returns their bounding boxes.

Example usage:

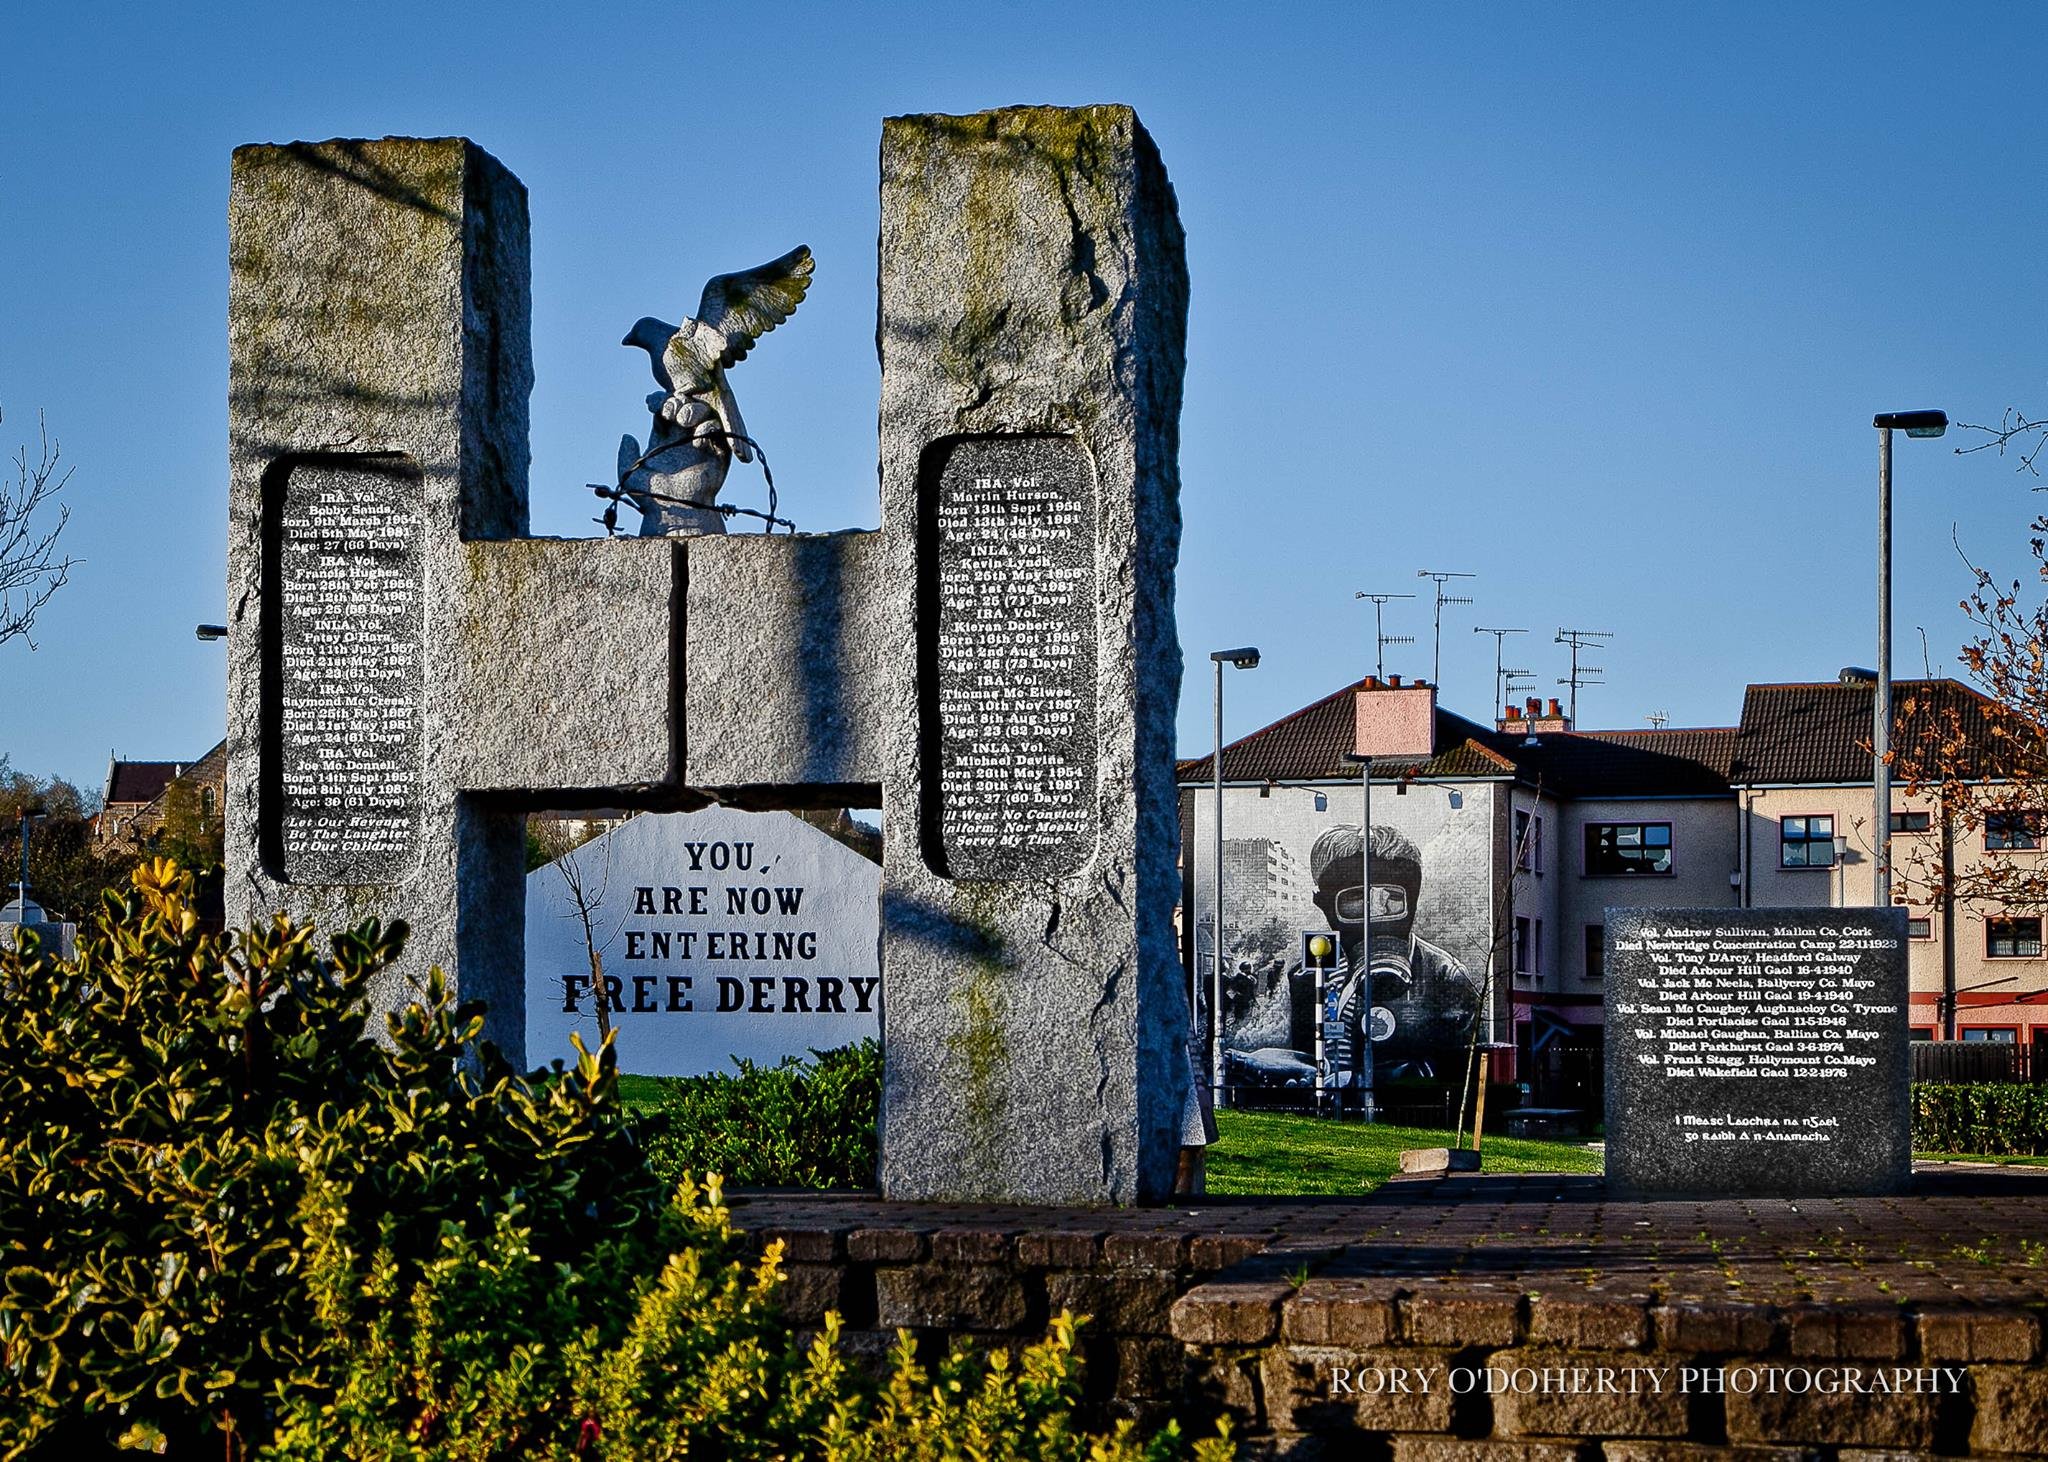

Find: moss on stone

[945,883,1012,1162]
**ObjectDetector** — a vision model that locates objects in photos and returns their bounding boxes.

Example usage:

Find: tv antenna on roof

[1474,626,1529,722]
[1353,591,1416,680]
[1554,627,1613,724]
[1648,710,1669,730]
[1417,569,1476,688]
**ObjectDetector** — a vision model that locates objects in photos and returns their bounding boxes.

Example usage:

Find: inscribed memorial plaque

[923,435,1097,880]
[1605,907,1910,1198]
[268,458,425,884]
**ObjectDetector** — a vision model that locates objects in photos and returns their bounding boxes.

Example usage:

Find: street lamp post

[1342,751,1376,1122]
[1872,410,1947,909]
[1208,647,1260,1111]
[13,810,46,929]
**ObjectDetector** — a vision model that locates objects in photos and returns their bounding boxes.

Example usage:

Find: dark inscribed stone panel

[923,435,1098,881]
[268,457,425,884]
[1605,907,1910,1198]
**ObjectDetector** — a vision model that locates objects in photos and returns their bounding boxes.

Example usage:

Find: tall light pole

[1872,409,1947,909]
[13,809,46,928]
[1209,646,1260,1110]
[1342,751,1375,1122]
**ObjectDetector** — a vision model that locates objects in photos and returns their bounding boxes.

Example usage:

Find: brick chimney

[1355,681,1435,758]
[1527,697,1571,733]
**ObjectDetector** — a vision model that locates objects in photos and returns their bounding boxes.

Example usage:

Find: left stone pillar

[225,139,533,1060]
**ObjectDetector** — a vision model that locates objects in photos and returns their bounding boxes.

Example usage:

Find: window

[1515,810,1544,874]
[1910,1027,1936,1040]
[1584,924,1604,981]
[1987,812,2043,851]
[1780,815,1837,868]
[1514,916,1541,977]
[1584,822,1673,876]
[1906,917,1932,941]
[1987,917,2043,959]
[1963,1027,2019,1043]
[1890,810,1931,833]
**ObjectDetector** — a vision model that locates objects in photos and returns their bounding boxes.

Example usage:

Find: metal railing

[1912,1039,2040,1084]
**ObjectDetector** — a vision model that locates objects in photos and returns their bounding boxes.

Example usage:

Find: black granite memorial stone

[921,433,1098,881]
[264,455,425,884]
[1604,907,1911,1198]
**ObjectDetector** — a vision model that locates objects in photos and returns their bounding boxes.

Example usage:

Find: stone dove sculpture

[617,244,814,535]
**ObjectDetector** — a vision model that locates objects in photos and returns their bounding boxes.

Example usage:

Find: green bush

[0,858,661,1457]
[0,862,1222,1462]
[641,1041,881,1190]
[1914,1081,2048,1155]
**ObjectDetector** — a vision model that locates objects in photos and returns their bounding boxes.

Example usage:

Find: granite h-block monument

[226,109,1188,1204]
[1604,908,1911,1198]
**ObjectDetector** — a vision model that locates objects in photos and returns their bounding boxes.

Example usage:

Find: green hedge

[1914,1082,2048,1156]
[0,861,1226,1462]
[640,1041,881,1191]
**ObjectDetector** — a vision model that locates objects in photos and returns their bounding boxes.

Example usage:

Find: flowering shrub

[0,863,1229,1462]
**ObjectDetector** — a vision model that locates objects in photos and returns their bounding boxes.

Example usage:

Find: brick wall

[732,1172,2048,1453]
[734,1198,1276,1427]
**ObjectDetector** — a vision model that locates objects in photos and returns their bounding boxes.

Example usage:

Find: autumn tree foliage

[1894,514,2048,914]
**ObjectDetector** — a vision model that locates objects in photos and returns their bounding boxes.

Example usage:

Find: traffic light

[1300,928,1341,974]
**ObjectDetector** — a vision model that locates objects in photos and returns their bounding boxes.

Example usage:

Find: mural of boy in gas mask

[1309,823,1479,1085]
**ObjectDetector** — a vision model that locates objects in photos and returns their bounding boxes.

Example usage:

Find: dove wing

[695,245,814,367]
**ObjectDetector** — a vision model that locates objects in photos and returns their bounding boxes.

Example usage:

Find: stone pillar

[876,106,1189,1203]
[225,139,533,1056]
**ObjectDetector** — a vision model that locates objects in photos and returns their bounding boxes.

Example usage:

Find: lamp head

[1874,409,1947,439]
[1211,646,1260,670]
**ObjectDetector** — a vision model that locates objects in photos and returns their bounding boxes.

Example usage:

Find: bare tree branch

[0,407,79,650]
[1954,408,2048,480]
[532,814,620,1043]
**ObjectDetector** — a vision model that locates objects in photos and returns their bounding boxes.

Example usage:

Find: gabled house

[95,741,227,853]
[1178,671,2046,1105]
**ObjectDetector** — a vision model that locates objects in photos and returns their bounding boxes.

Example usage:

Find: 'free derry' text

[1331,1364,1965,1397]
[557,862,881,1018]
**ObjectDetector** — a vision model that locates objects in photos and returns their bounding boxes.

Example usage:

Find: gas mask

[1329,882,1415,1000]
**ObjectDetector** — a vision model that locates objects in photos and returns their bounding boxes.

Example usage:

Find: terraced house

[1179,672,2045,1114]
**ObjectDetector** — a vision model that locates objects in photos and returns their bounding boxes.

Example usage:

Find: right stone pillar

[876,106,1190,1204]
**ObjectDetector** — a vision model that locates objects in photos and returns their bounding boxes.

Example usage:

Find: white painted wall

[525,808,880,1075]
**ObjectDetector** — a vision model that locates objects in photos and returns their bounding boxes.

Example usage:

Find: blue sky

[4,3,2045,795]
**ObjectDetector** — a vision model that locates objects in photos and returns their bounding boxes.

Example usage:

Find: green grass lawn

[614,1086,2046,1193]
[1208,1108,1604,1196]
[1913,1150,2048,1168]
[617,1073,666,1114]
